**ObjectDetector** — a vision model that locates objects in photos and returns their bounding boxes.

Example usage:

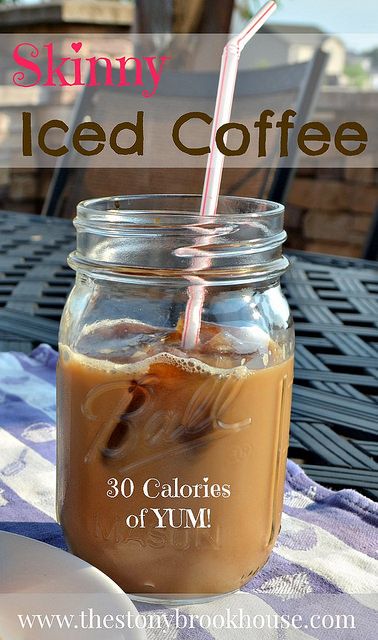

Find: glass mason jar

[56,194,294,603]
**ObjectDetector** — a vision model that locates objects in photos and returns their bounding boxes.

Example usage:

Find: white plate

[0,530,146,639]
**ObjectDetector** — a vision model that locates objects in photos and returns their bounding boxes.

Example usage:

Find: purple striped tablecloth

[0,344,377,639]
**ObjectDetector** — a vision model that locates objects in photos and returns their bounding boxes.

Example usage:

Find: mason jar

[56,194,294,603]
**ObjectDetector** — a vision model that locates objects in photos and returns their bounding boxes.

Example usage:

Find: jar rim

[72,193,288,285]
[77,194,284,223]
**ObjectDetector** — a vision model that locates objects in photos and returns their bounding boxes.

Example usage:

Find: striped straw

[181,1,278,350]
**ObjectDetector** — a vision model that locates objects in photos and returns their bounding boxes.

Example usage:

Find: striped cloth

[0,344,377,639]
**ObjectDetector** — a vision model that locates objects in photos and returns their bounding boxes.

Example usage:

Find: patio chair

[41,48,328,218]
[362,203,378,261]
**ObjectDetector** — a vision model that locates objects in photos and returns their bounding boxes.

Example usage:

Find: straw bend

[228,1,277,56]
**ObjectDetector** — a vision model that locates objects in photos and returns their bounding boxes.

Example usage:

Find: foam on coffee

[65,316,283,376]
[61,344,255,379]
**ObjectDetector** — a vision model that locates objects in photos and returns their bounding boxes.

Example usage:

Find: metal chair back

[42,49,328,217]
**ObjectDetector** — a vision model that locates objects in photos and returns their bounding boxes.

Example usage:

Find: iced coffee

[57,318,293,597]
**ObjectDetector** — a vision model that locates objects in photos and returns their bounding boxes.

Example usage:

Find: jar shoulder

[60,279,294,366]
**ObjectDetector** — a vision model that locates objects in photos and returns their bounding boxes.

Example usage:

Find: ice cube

[201,324,271,356]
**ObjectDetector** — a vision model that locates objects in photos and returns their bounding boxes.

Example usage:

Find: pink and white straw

[181,1,277,350]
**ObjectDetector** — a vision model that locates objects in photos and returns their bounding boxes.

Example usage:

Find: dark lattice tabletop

[0,211,377,498]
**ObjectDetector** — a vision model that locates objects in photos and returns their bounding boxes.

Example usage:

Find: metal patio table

[0,210,377,499]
